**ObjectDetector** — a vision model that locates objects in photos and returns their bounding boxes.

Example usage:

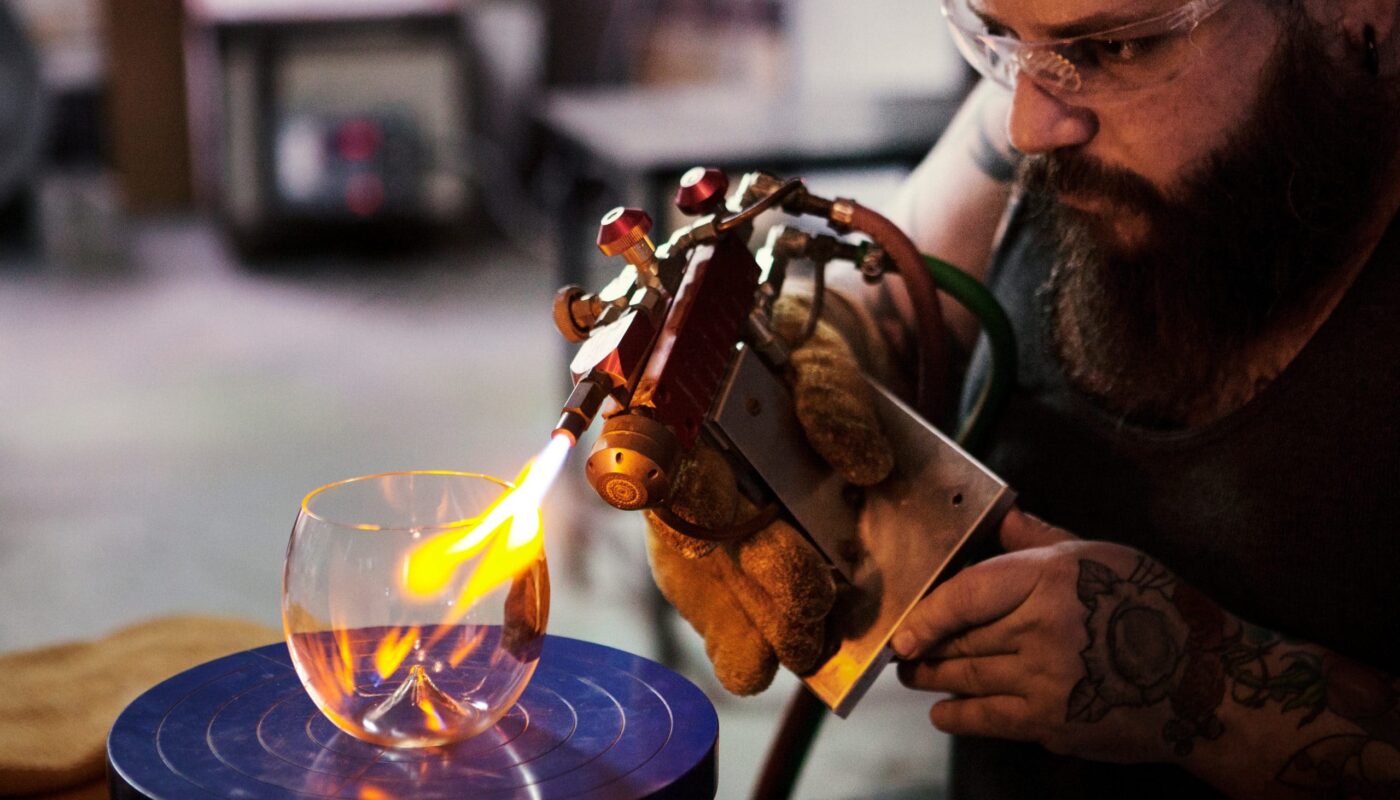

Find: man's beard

[1024,17,1399,427]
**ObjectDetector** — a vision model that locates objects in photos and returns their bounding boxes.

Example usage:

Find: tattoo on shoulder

[1066,557,1400,796]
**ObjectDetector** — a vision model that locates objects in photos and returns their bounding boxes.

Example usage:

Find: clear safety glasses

[941,0,1236,97]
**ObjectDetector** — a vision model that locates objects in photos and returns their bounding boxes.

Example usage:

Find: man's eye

[1087,35,1165,63]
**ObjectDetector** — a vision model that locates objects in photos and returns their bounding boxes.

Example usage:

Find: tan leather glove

[644,292,895,695]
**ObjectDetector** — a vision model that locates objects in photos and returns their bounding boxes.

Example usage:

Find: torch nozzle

[553,375,611,444]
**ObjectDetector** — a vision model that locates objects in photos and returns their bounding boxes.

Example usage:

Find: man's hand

[893,510,1185,764]
[893,510,1400,799]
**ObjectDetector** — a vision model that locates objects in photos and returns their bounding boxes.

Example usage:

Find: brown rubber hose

[847,203,950,424]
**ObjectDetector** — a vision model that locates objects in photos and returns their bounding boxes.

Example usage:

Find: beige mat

[0,616,281,796]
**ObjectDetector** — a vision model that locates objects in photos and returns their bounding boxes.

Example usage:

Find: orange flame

[400,434,571,619]
[334,627,356,694]
[372,625,421,680]
[418,694,447,732]
[448,625,488,668]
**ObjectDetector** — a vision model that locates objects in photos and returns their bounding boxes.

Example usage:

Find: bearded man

[880,0,1400,795]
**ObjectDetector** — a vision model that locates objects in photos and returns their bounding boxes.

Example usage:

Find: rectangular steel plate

[708,346,1014,716]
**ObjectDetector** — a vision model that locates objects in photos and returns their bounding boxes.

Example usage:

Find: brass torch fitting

[828,198,857,232]
[553,285,602,342]
[585,412,679,510]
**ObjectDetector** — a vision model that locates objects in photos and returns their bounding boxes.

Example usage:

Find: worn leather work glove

[644,291,895,695]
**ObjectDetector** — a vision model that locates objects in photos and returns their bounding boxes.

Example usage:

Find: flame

[334,627,356,694]
[372,625,421,680]
[448,625,489,668]
[401,434,571,617]
[418,695,446,732]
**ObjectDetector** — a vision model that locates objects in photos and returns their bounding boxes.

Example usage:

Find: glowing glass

[282,471,549,748]
[942,0,1236,96]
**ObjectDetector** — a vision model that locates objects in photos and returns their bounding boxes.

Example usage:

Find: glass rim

[299,470,516,533]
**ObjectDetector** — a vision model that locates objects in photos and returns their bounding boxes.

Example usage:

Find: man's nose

[1006,78,1097,155]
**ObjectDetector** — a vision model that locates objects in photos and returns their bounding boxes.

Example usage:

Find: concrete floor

[0,215,947,798]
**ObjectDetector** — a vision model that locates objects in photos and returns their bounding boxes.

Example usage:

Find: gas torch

[551,167,1016,717]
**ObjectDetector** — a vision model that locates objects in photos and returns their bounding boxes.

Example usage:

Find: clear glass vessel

[282,471,549,748]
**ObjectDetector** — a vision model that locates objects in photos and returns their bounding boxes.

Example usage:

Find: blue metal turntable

[107,635,718,799]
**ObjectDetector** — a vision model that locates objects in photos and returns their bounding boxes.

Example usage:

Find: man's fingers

[928,622,1021,660]
[928,695,1035,741]
[892,553,1040,658]
[999,508,1076,552]
[898,654,1025,697]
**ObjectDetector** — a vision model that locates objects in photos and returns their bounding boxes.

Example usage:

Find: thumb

[998,508,1076,552]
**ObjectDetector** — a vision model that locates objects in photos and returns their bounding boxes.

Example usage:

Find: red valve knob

[597,207,653,256]
[674,167,728,216]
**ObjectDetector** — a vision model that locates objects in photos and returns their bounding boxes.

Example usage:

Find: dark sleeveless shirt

[950,198,1400,800]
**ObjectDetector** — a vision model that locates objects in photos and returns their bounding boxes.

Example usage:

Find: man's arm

[834,79,1017,361]
[1171,613,1400,799]
[886,79,1019,289]
[893,511,1400,800]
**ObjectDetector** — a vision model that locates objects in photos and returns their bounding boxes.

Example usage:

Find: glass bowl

[282,471,549,748]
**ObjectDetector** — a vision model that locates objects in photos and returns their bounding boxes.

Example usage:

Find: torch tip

[552,414,584,446]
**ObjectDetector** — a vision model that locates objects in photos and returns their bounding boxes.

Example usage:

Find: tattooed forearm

[1271,650,1400,795]
[1068,557,1400,797]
